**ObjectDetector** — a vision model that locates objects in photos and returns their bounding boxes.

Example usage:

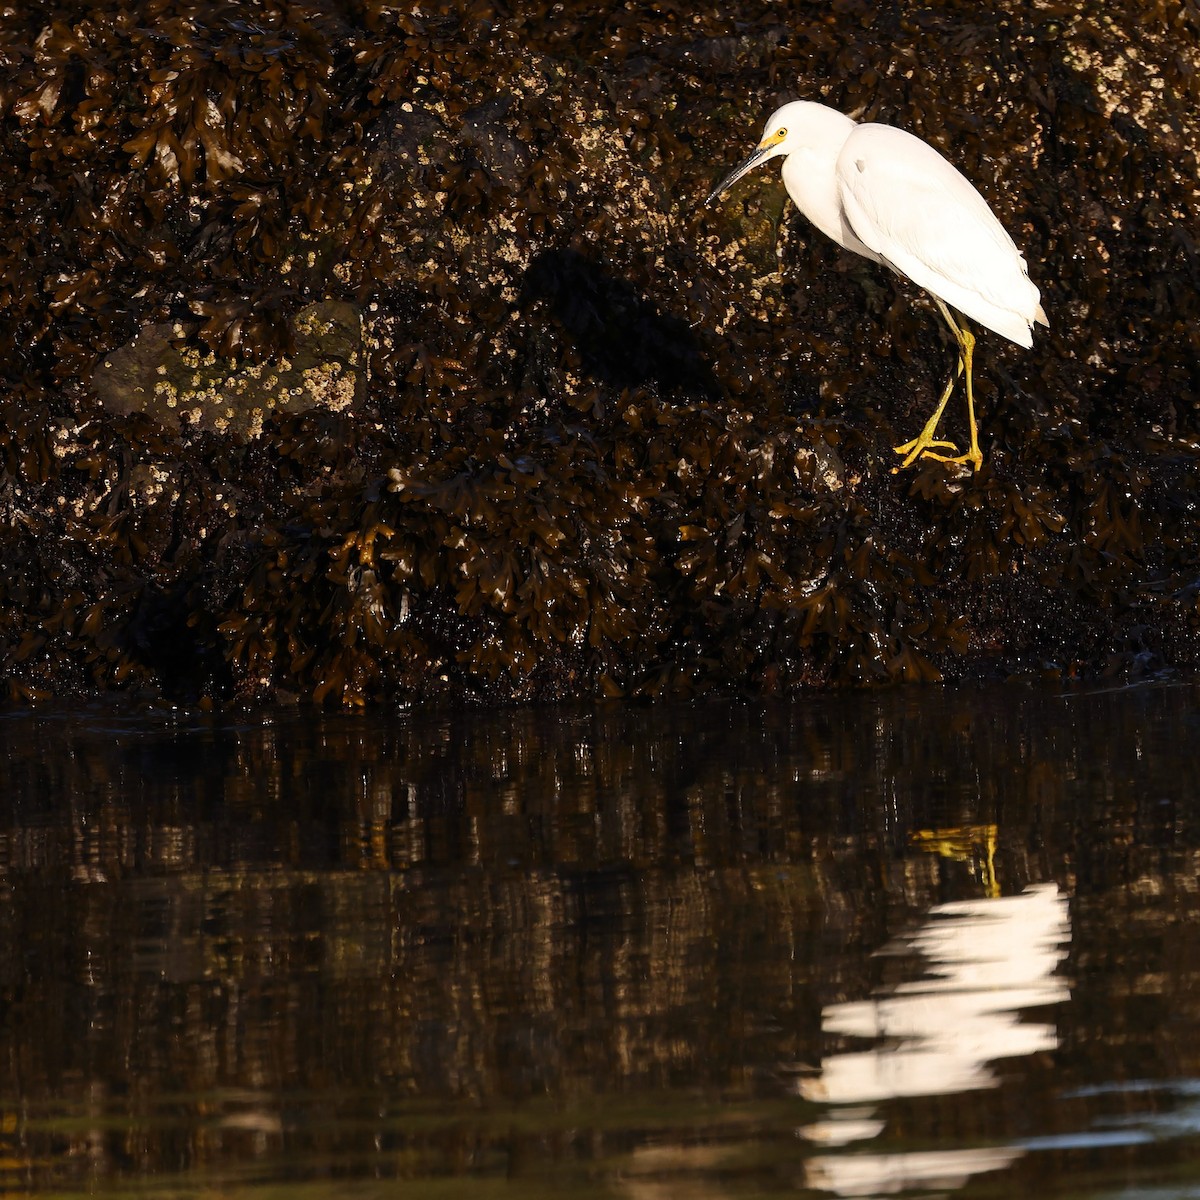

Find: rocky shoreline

[2,2,1198,704]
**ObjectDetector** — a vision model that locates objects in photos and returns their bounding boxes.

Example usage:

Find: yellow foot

[891,436,982,474]
[892,434,959,470]
[911,446,983,473]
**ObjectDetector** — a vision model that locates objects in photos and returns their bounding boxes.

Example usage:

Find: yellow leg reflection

[910,823,998,898]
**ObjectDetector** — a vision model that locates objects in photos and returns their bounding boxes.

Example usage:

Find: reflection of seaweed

[1,3,1200,703]
[0,687,1181,1156]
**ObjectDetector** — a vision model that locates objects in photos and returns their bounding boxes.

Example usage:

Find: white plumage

[707,100,1047,472]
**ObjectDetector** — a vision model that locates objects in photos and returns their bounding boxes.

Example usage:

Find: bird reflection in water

[798,882,1071,1197]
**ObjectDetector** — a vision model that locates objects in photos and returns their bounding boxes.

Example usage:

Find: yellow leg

[892,300,984,473]
[893,357,964,467]
[960,326,982,471]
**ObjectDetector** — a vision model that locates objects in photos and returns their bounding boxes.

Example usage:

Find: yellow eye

[776,127,787,138]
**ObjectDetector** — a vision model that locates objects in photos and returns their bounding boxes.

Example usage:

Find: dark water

[2,684,1200,1197]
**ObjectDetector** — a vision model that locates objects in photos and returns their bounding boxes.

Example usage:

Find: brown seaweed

[1,1,1199,705]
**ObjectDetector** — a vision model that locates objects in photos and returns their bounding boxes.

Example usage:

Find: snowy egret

[706,100,1047,472]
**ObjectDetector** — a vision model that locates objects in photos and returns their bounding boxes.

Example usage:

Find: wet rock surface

[1,1,1198,704]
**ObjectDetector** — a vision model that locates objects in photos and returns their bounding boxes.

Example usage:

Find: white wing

[835,123,1043,346]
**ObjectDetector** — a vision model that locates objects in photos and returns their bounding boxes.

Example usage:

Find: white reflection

[802,883,1070,1105]
[800,1109,886,1146]
[800,882,1072,1196]
[806,1146,1024,1196]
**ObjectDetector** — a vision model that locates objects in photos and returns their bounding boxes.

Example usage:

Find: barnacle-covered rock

[1,0,1199,705]
[92,301,363,439]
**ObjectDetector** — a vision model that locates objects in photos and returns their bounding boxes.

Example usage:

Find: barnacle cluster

[92,300,362,437]
[1,0,1199,705]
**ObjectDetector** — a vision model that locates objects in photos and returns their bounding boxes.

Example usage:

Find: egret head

[705,100,856,207]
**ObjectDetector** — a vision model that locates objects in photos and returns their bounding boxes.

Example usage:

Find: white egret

[706,100,1047,472]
